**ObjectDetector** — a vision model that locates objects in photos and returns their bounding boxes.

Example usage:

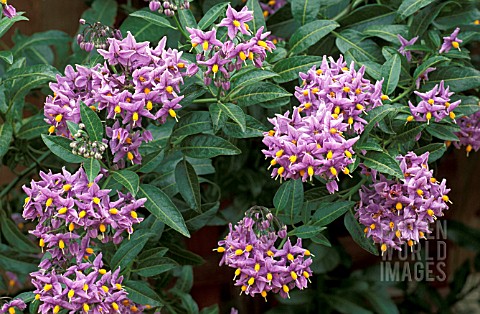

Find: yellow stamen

[58,207,67,215]
[127,152,134,161]
[248,277,255,285]
[48,125,55,134]
[44,284,53,292]
[233,20,240,27]
[345,150,352,158]
[83,303,90,312]
[101,285,109,293]
[55,114,63,123]
[202,41,209,51]
[396,202,403,210]
[99,269,107,275]
[59,239,65,249]
[79,210,86,218]
[212,64,219,74]
[291,271,298,280]
[428,99,434,105]
[166,86,174,94]
[131,211,138,219]
[245,244,253,252]
[289,155,297,163]
[330,167,337,176]
[68,289,75,299]
[452,41,460,49]
[53,306,61,314]
[46,198,53,207]
[235,249,243,255]
[287,253,294,261]
[112,302,119,311]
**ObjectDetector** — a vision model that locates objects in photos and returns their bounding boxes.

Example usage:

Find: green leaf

[230,82,291,107]
[338,5,395,32]
[312,201,356,227]
[291,0,321,25]
[426,123,459,141]
[355,138,383,152]
[0,50,13,64]
[361,104,399,137]
[174,265,194,292]
[424,67,480,93]
[120,12,170,42]
[0,255,37,275]
[172,111,212,138]
[134,257,178,277]
[137,150,165,173]
[288,225,325,239]
[273,56,322,83]
[413,143,446,163]
[0,215,38,253]
[453,95,480,117]
[17,115,47,140]
[380,51,401,95]
[230,69,278,92]
[180,134,241,158]
[363,25,408,43]
[12,30,70,57]
[218,102,246,132]
[361,151,404,178]
[175,159,201,212]
[335,29,383,63]
[344,210,379,255]
[311,233,331,247]
[166,244,205,265]
[200,304,219,314]
[325,295,373,314]
[124,280,163,307]
[259,97,290,109]
[130,10,175,29]
[112,170,140,197]
[364,290,399,314]
[390,122,426,144]
[274,179,304,225]
[41,134,87,163]
[209,103,227,133]
[0,13,28,38]
[177,6,198,32]
[80,102,103,142]
[83,158,101,183]
[410,1,452,36]
[246,0,266,34]
[198,2,229,30]
[111,230,153,270]
[413,56,449,80]
[138,184,190,237]
[0,123,13,159]
[289,20,339,55]
[223,115,268,138]
[398,0,436,20]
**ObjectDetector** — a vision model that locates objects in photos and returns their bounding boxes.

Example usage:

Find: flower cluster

[44,32,198,168]
[30,254,145,313]
[1,0,16,19]
[294,55,385,134]
[147,0,189,16]
[0,299,26,314]
[260,0,287,18]
[453,110,480,156]
[407,80,460,124]
[77,19,123,52]
[439,27,462,54]
[22,167,146,313]
[215,206,313,300]
[263,56,386,193]
[357,152,451,253]
[187,5,275,93]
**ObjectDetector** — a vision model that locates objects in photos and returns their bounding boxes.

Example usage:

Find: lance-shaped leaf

[80,102,103,142]
[0,123,13,159]
[198,2,229,30]
[175,159,201,212]
[209,103,227,133]
[289,20,339,55]
[180,134,241,158]
[397,0,436,20]
[83,158,101,183]
[291,0,321,25]
[246,0,266,34]
[111,230,154,270]
[223,115,268,138]
[380,50,401,95]
[360,151,403,179]
[217,102,246,132]
[130,10,175,29]
[273,56,322,83]
[312,201,356,227]
[112,170,140,197]
[124,280,163,307]
[230,82,291,107]
[288,225,325,239]
[273,179,304,225]
[344,210,379,255]
[41,134,87,163]
[138,184,190,237]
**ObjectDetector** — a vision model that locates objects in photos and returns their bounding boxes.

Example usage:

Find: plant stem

[192,98,218,104]
[391,86,414,103]
[339,176,368,200]
[0,151,50,199]
[172,15,190,40]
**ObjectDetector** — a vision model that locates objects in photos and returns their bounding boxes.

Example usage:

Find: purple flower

[218,4,253,40]
[357,152,451,254]
[408,80,460,124]
[439,27,462,53]
[0,299,26,314]
[397,34,418,62]
[453,110,480,156]
[2,4,16,19]
[415,67,436,89]
[216,206,313,300]
[186,27,222,51]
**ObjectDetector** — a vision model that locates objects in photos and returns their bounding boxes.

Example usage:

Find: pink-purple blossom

[453,110,480,156]
[357,152,451,253]
[397,34,418,62]
[0,299,26,314]
[439,27,462,53]
[216,206,313,300]
[2,3,16,19]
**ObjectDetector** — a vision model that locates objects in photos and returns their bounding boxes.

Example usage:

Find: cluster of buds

[21,167,146,312]
[187,4,275,93]
[147,0,189,16]
[357,152,451,254]
[407,80,460,124]
[30,254,145,313]
[0,0,16,19]
[77,19,122,52]
[44,32,198,168]
[453,110,480,156]
[70,123,108,159]
[215,206,313,300]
